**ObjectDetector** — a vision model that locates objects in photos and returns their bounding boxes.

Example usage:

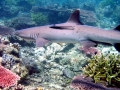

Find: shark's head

[15,30,35,41]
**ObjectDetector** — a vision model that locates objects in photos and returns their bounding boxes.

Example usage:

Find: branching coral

[83,54,120,87]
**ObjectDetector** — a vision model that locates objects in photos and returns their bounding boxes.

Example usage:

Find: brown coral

[70,75,108,90]
[12,84,25,90]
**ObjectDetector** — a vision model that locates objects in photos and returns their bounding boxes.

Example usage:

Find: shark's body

[15,9,120,52]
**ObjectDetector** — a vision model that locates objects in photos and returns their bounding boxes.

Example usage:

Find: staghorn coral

[0,65,20,88]
[83,54,120,87]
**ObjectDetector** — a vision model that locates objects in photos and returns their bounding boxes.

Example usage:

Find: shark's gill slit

[34,34,36,38]
[33,34,35,38]
[34,33,38,39]
[36,33,39,38]
[30,34,33,39]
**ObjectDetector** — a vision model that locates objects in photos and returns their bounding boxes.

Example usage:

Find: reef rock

[4,17,36,30]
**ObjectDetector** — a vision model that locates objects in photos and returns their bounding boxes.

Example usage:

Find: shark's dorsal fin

[67,9,83,25]
[50,9,83,30]
[114,25,120,31]
[114,43,120,52]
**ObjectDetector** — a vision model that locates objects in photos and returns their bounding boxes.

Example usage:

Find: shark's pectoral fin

[81,40,97,48]
[114,43,120,52]
[50,25,74,30]
[36,38,49,47]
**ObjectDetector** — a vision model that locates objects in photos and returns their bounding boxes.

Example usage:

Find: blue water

[0,0,119,29]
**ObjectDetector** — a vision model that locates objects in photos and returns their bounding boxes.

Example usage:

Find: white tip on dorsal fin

[67,9,83,25]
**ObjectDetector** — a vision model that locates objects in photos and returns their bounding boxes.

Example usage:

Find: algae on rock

[31,12,48,25]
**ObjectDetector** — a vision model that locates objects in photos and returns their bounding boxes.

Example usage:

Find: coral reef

[80,46,100,57]
[2,54,15,69]
[96,0,120,28]
[17,43,87,90]
[31,12,49,25]
[83,54,120,87]
[15,0,32,12]
[82,1,95,11]
[11,84,25,90]
[0,25,15,35]
[70,75,120,90]
[70,75,107,90]
[4,17,36,30]
[0,65,20,88]
[0,0,119,90]
[0,35,29,79]
[80,9,97,26]
[9,36,35,47]
[35,86,44,90]
[31,7,97,25]
[62,0,79,9]
[0,4,19,18]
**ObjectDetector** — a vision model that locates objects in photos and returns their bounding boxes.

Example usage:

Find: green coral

[31,12,48,25]
[83,54,120,87]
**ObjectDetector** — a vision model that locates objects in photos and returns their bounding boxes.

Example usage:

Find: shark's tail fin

[0,25,15,36]
[114,25,120,52]
[114,25,120,30]
[114,43,120,52]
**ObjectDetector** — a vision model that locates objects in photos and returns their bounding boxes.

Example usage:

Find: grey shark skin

[15,9,120,52]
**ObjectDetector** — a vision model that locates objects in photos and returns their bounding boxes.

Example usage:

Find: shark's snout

[15,31,35,41]
[15,31,27,38]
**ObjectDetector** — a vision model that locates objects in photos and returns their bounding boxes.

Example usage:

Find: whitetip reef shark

[14,9,120,52]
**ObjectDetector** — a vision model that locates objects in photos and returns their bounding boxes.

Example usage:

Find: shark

[14,9,120,52]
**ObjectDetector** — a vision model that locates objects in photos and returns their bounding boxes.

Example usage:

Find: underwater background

[0,0,120,90]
